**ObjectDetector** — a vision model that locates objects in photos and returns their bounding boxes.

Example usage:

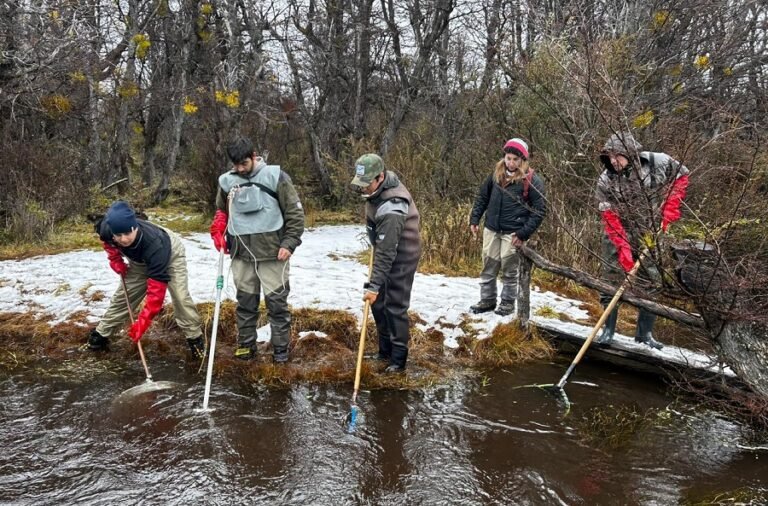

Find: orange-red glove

[210,210,229,253]
[601,210,635,273]
[128,278,167,342]
[103,242,127,276]
[661,175,689,232]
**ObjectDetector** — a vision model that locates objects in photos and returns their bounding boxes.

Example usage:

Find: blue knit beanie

[106,201,138,234]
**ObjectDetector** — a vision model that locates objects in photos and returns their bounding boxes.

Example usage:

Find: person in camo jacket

[469,137,546,317]
[85,201,205,359]
[594,131,689,350]
[350,153,421,373]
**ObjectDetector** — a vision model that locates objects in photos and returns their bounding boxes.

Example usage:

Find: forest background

[1,0,766,397]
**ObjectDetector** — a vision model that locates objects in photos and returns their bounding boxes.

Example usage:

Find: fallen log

[518,245,706,329]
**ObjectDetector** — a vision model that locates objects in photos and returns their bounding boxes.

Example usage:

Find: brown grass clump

[0,302,556,390]
[464,322,554,366]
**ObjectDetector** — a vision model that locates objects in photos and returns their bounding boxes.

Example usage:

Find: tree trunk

[516,253,532,328]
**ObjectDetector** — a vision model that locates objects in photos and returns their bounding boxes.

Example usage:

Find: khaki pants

[96,231,202,340]
[230,257,291,351]
[479,228,520,303]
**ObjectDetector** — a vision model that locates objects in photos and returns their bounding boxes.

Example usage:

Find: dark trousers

[372,259,418,367]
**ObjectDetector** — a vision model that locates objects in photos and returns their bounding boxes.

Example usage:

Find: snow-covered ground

[0,224,728,375]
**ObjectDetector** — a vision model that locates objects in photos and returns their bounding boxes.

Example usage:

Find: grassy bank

[0,303,554,388]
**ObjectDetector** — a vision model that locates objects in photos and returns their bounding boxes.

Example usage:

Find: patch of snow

[0,224,725,376]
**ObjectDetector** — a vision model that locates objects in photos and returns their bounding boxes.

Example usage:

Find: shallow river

[1,355,766,505]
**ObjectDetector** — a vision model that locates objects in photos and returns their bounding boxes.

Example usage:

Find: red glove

[660,175,689,232]
[209,210,229,253]
[103,242,127,276]
[128,278,167,342]
[601,209,635,273]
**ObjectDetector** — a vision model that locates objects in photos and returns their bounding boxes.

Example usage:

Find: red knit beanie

[503,138,529,160]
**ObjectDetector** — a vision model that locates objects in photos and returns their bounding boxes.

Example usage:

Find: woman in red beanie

[468,138,547,316]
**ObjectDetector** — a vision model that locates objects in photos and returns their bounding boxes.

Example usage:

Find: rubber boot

[366,334,392,361]
[494,300,515,316]
[595,305,619,345]
[385,346,408,373]
[364,352,389,362]
[273,346,289,364]
[84,329,109,351]
[235,333,257,360]
[635,309,664,350]
[470,299,496,314]
[186,336,205,360]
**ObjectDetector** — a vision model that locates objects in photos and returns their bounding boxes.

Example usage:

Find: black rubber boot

[234,345,256,360]
[186,336,205,360]
[635,309,664,350]
[470,299,496,314]
[596,305,620,345]
[494,300,515,316]
[84,329,109,351]
[386,346,408,373]
[364,352,389,362]
[273,346,289,364]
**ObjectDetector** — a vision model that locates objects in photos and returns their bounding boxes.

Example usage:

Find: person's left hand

[277,248,292,261]
[128,316,151,343]
[511,234,525,248]
[362,291,378,304]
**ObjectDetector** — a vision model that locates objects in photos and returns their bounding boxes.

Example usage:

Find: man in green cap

[350,153,421,373]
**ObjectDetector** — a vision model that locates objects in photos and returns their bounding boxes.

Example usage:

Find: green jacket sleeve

[277,172,305,252]
[215,186,228,213]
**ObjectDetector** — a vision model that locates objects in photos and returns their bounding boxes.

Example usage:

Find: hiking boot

[364,352,390,362]
[384,364,406,374]
[234,346,256,360]
[494,301,515,316]
[595,305,619,346]
[635,310,664,350]
[84,329,109,351]
[470,299,496,314]
[273,347,289,364]
[186,336,205,360]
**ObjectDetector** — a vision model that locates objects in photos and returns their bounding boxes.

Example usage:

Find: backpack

[522,169,535,203]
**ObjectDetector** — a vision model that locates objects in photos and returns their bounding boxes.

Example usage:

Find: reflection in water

[1,359,767,505]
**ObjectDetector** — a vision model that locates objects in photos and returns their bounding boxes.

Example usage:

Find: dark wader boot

[265,281,291,363]
[635,309,664,349]
[596,294,619,345]
[235,290,259,360]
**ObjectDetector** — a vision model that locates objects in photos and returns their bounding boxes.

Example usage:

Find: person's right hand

[109,258,128,276]
[103,242,127,276]
[617,246,635,273]
[470,224,479,238]
[210,210,229,253]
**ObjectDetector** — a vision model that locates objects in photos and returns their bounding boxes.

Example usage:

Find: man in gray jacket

[351,154,421,373]
[209,137,305,362]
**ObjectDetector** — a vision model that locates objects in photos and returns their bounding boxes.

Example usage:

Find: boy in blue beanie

[85,201,205,359]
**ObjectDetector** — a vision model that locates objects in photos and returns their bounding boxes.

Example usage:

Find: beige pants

[479,227,520,302]
[96,230,202,340]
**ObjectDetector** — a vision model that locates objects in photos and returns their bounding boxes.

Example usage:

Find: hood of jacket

[600,132,644,174]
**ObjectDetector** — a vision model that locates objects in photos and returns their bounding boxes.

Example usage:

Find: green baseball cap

[350,153,385,187]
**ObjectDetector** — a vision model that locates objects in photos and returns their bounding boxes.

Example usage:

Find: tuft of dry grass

[462,322,554,366]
